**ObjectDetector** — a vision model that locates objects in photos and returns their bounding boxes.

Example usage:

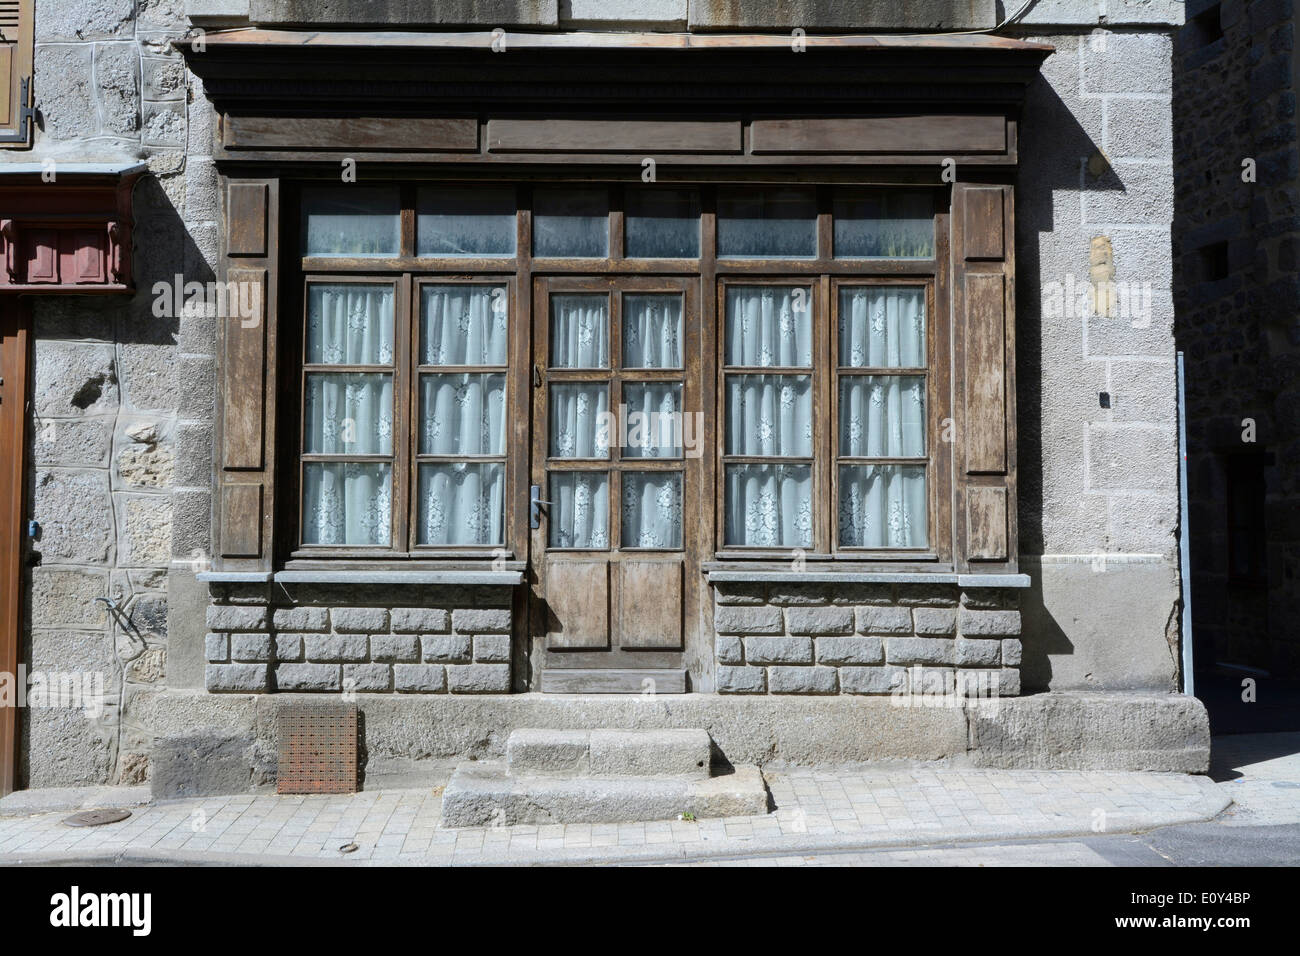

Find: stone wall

[712,583,1022,696]
[203,585,515,694]
[1173,0,1300,675]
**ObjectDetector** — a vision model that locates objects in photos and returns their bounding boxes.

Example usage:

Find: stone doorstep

[439,762,769,828]
[506,728,712,778]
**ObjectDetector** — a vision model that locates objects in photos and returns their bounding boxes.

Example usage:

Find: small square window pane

[724,463,812,548]
[622,383,684,458]
[534,187,609,257]
[421,285,509,366]
[625,188,700,258]
[304,373,393,455]
[725,286,812,367]
[838,286,926,368]
[420,373,506,456]
[839,464,928,548]
[417,462,505,546]
[550,293,609,368]
[839,375,927,457]
[306,284,394,365]
[302,462,392,546]
[622,294,683,369]
[302,186,400,257]
[622,472,683,548]
[717,188,817,258]
[549,472,610,548]
[725,374,813,457]
[417,186,516,257]
[550,382,610,459]
[833,189,935,259]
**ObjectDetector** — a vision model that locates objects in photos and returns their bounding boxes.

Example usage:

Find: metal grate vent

[277,702,358,795]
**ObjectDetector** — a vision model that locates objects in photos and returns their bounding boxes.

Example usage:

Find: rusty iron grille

[277,703,358,794]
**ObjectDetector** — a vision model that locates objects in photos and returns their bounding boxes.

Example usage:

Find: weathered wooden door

[530,276,700,693]
[0,299,29,794]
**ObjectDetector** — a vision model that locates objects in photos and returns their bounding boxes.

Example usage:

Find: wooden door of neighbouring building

[531,276,702,693]
[0,299,29,795]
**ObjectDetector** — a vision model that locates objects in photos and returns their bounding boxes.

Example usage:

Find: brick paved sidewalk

[0,767,1228,866]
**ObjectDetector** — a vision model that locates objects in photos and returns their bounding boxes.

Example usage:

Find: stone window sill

[197,569,523,586]
[703,565,1031,588]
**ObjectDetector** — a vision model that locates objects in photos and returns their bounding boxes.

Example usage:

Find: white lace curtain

[419,463,505,546]
[725,285,812,367]
[421,285,509,366]
[724,464,813,548]
[839,466,928,548]
[550,472,609,548]
[623,294,682,368]
[551,294,609,368]
[621,473,683,548]
[838,286,925,368]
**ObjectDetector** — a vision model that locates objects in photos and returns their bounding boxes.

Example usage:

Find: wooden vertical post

[0,296,30,795]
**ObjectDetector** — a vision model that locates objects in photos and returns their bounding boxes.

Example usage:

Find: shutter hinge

[0,77,34,145]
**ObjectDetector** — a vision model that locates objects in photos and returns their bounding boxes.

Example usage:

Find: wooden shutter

[215,178,279,569]
[0,0,33,147]
[952,182,1017,571]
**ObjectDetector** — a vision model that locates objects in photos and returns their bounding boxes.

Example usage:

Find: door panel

[0,300,29,795]
[531,276,700,689]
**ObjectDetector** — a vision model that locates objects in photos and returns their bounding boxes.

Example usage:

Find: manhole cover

[63,809,132,827]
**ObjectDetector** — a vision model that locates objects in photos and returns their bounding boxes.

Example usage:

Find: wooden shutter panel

[216,178,279,569]
[0,0,33,147]
[952,182,1017,570]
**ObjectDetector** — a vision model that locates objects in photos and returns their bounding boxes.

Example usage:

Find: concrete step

[505,728,712,778]
[439,762,768,827]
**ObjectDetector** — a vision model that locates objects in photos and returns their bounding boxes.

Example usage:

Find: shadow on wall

[1014,72,1124,692]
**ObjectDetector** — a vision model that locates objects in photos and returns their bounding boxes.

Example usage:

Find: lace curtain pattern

[421,285,508,366]
[724,285,812,367]
[550,472,610,548]
[838,286,925,368]
[839,465,928,548]
[419,463,505,545]
[724,464,813,548]
[622,294,682,369]
[621,473,683,548]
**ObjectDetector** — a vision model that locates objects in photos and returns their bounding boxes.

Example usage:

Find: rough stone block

[840,665,909,695]
[390,607,451,633]
[712,583,765,605]
[895,584,959,607]
[715,635,744,665]
[912,607,957,636]
[473,634,511,663]
[856,605,913,635]
[303,633,369,663]
[230,632,272,663]
[150,734,259,799]
[588,729,711,777]
[204,632,228,663]
[744,636,813,665]
[447,663,511,694]
[955,638,1002,667]
[343,663,392,692]
[274,663,340,692]
[958,609,1022,637]
[768,665,839,695]
[330,607,389,633]
[394,664,447,693]
[1002,639,1023,667]
[272,606,329,631]
[452,608,511,633]
[960,588,1017,609]
[205,663,269,692]
[369,634,420,662]
[716,665,766,694]
[767,584,831,606]
[205,604,269,632]
[33,470,113,565]
[996,668,1022,697]
[785,605,854,635]
[829,584,894,606]
[714,604,783,635]
[422,634,472,663]
[815,636,884,665]
[886,637,957,666]
[274,634,303,662]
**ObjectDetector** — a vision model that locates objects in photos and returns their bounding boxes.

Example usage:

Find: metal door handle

[530,484,552,529]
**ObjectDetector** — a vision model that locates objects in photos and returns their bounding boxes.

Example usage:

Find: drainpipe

[1176,351,1195,697]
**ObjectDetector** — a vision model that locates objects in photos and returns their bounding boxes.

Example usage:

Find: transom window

[291,182,943,560]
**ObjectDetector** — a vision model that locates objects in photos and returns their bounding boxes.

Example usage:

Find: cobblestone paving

[0,768,1225,866]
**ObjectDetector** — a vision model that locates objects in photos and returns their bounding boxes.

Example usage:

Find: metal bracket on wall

[0,78,34,145]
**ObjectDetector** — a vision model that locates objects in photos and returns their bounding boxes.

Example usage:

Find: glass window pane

[622,472,683,548]
[302,186,400,257]
[622,383,683,459]
[625,188,700,258]
[838,286,926,368]
[306,284,395,365]
[550,293,609,368]
[304,373,393,455]
[534,187,609,257]
[725,374,813,457]
[724,463,812,548]
[549,472,610,548]
[417,186,516,257]
[421,285,509,366]
[717,188,817,258]
[550,382,610,459]
[417,462,505,546]
[302,462,392,546]
[839,375,927,458]
[622,293,683,369]
[725,286,812,367]
[839,464,928,548]
[420,373,506,456]
[834,189,935,259]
